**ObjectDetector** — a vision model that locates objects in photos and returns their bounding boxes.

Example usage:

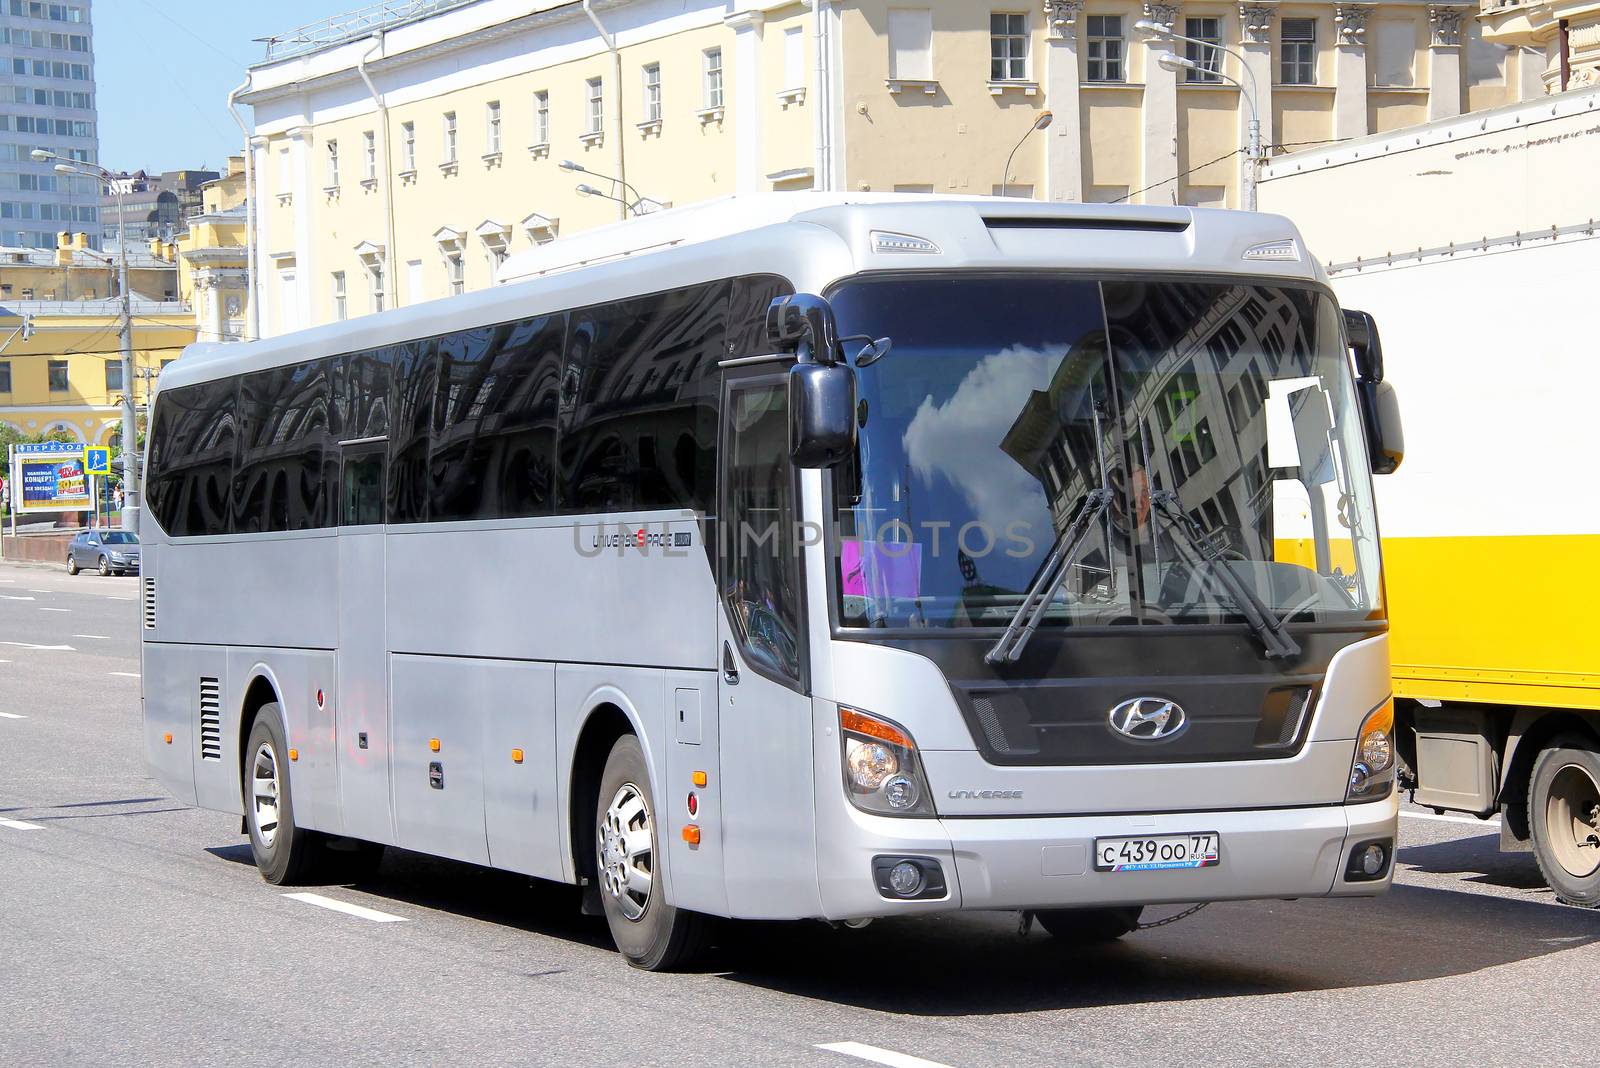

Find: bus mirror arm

[766,295,859,469]
[1343,309,1404,474]
[766,293,843,366]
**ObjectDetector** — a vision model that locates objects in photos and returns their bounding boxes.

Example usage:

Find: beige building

[1480,0,1600,89]
[0,232,178,304]
[175,156,251,344]
[238,0,1544,336]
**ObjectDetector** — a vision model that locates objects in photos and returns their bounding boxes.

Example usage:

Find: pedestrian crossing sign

[84,446,110,476]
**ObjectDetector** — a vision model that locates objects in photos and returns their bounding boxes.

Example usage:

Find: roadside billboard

[8,442,92,514]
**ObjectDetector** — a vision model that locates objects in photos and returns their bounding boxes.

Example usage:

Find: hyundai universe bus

[140,195,1404,970]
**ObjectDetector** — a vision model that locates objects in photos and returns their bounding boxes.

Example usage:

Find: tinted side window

[387,341,435,524]
[331,347,393,441]
[233,359,332,532]
[726,274,794,359]
[430,313,564,521]
[559,281,728,514]
[146,378,237,537]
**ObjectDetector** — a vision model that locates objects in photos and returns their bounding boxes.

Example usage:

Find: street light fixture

[33,147,140,532]
[999,110,1053,199]
[1136,19,1263,211]
[560,158,648,216]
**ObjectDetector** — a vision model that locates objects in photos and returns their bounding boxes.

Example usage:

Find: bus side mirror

[1343,308,1384,382]
[789,361,857,469]
[1370,380,1404,475]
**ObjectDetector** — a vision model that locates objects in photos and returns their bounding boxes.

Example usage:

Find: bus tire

[595,734,710,971]
[1529,735,1600,907]
[243,703,329,886]
[1034,906,1144,942]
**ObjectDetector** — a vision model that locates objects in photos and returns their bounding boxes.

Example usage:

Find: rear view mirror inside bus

[789,361,857,469]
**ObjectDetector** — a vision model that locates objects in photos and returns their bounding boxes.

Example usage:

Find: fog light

[1361,843,1386,876]
[887,861,923,897]
[883,775,919,810]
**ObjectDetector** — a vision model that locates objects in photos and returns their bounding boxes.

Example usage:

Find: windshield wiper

[1148,492,1301,660]
[984,488,1113,665]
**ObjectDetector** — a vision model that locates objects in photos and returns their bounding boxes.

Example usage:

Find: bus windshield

[826,273,1382,632]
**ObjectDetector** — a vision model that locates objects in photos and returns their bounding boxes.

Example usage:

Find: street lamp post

[1000,111,1053,199]
[560,159,649,216]
[1138,20,1263,211]
[33,149,138,531]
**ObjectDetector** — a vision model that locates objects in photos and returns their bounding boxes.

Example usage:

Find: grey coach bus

[140,195,1405,970]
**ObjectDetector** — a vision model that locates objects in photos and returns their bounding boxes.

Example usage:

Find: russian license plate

[1094,833,1220,872]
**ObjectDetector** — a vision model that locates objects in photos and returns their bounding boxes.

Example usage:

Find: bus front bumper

[815,795,1399,920]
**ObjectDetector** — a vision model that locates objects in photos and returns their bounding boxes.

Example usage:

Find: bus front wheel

[1529,735,1600,907]
[594,734,711,971]
[243,703,330,885]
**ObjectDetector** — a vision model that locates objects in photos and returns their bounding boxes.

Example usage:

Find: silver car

[67,530,140,576]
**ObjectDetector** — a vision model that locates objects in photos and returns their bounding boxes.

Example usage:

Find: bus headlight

[840,706,935,817]
[1347,698,1396,802]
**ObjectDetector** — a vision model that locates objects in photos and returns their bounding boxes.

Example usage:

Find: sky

[94,0,351,174]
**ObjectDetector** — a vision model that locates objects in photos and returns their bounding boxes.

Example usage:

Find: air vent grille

[1279,687,1314,746]
[141,577,156,630]
[199,677,221,761]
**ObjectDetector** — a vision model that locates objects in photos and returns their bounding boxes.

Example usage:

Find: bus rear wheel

[1530,735,1600,907]
[243,703,331,885]
[594,734,711,971]
[1033,906,1144,943]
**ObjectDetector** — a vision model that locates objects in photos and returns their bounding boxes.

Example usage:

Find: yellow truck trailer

[1261,86,1600,904]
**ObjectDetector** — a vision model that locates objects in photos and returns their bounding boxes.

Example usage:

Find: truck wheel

[595,734,711,970]
[243,703,330,885]
[1529,735,1600,907]
[1034,906,1144,942]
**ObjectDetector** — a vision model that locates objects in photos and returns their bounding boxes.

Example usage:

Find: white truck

[1260,85,1600,904]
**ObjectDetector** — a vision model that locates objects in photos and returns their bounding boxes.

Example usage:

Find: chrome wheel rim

[598,781,654,922]
[251,740,281,848]
[1546,762,1600,880]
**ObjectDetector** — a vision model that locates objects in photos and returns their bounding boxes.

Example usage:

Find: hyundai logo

[1108,697,1189,741]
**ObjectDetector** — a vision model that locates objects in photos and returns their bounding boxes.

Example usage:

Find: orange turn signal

[681,825,701,846]
[511,748,525,764]
[288,748,298,762]
[429,738,440,753]
[692,770,707,787]
[839,706,914,749]
[162,732,172,745]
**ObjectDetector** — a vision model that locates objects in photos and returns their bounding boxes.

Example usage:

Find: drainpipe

[582,1,629,221]
[1559,19,1571,92]
[225,76,258,340]
[358,32,402,306]
[813,0,832,190]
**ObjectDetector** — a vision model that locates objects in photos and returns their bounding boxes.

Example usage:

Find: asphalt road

[1,556,1596,1068]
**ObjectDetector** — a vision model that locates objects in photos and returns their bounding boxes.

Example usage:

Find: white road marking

[282,892,406,923]
[39,607,69,613]
[0,816,44,831]
[0,641,74,651]
[27,589,52,593]
[108,671,140,678]
[0,712,26,719]
[72,634,113,640]
[817,1043,956,1068]
[1,595,36,601]
[1401,810,1501,829]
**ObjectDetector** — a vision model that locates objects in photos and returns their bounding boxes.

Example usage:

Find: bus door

[335,438,395,845]
[715,370,817,917]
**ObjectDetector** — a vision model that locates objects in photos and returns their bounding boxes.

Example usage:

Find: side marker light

[288,748,298,762]
[429,738,440,753]
[682,825,701,846]
[692,770,708,787]
[511,748,525,764]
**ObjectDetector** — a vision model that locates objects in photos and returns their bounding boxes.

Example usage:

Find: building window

[990,12,1028,81]
[0,359,9,392]
[369,262,385,313]
[446,253,464,296]
[332,271,347,320]
[1086,15,1123,82]
[363,130,376,179]
[401,121,416,171]
[443,111,458,163]
[888,9,934,82]
[534,90,550,144]
[642,64,662,123]
[1184,17,1223,82]
[1372,18,1416,87]
[48,358,67,392]
[486,100,501,154]
[783,25,805,90]
[277,146,290,190]
[586,78,604,135]
[104,359,122,393]
[703,48,724,109]
[325,139,339,187]
[1280,19,1316,85]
